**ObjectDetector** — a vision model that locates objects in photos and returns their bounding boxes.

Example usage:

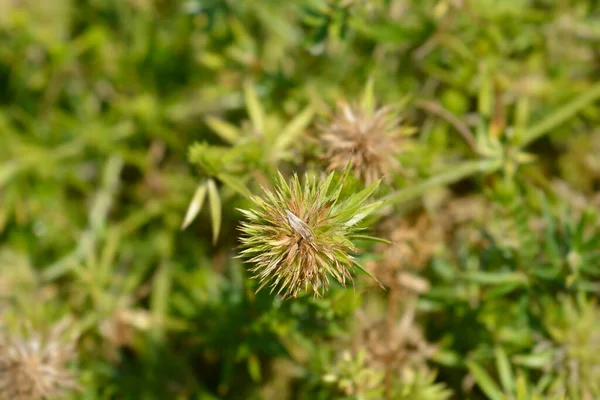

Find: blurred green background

[1,0,600,399]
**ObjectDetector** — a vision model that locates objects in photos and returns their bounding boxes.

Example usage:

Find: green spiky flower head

[238,171,381,298]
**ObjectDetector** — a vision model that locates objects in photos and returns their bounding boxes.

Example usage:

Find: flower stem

[381,158,502,207]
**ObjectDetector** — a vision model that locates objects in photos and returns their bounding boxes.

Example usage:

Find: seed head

[320,101,409,184]
[365,214,441,293]
[0,320,78,400]
[238,171,381,298]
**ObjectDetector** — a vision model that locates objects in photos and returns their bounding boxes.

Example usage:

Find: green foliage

[2,0,600,398]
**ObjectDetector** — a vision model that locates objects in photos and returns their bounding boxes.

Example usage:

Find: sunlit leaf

[181,182,208,230]
[274,105,314,151]
[207,178,222,244]
[244,81,265,135]
[467,361,503,400]
[205,116,242,144]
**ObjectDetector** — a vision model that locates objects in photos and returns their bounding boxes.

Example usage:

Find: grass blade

[244,81,265,135]
[205,116,242,144]
[275,105,314,151]
[467,361,503,400]
[520,82,600,148]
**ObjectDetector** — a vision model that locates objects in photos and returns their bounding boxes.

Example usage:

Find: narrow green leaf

[520,82,600,148]
[181,182,207,230]
[330,163,353,204]
[275,105,314,151]
[582,231,600,254]
[495,347,515,394]
[247,354,261,382]
[461,271,529,286]
[350,19,431,44]
[539,193,561,267]
[150,264,172,341]
[353,260,384,289]
[381,158,502,207]
[343,180,381,211]
[348,235,391,244]
[320,170,336,199]
[244,81,265,134]
[207,179,222,244]
[0,162,20,188]
[466,361,503,400]
[512,350,555,369]
[515,373,529,400]
[478,65,492,118]
[360,77,376,116]
[572,211,591,249]
[431,350,461,367]
[513,96,530,142]
[205,116,242,144]
[345,201,382,226]
[217,173,252,199]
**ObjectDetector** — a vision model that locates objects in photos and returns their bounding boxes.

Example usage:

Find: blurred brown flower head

[0,320,78,400]
[365,214,443,293]
[99,306,153,362]
[353,307,436,374]
[320,101,410,184]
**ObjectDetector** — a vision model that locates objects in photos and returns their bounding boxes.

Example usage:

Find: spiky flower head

[320,99,411,185]
[238,171,381,298]
[0,320,78,400]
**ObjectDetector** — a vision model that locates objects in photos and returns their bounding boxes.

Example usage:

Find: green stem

[381,158,502,207]
[520,81,600,148]
[378,82,600,209]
